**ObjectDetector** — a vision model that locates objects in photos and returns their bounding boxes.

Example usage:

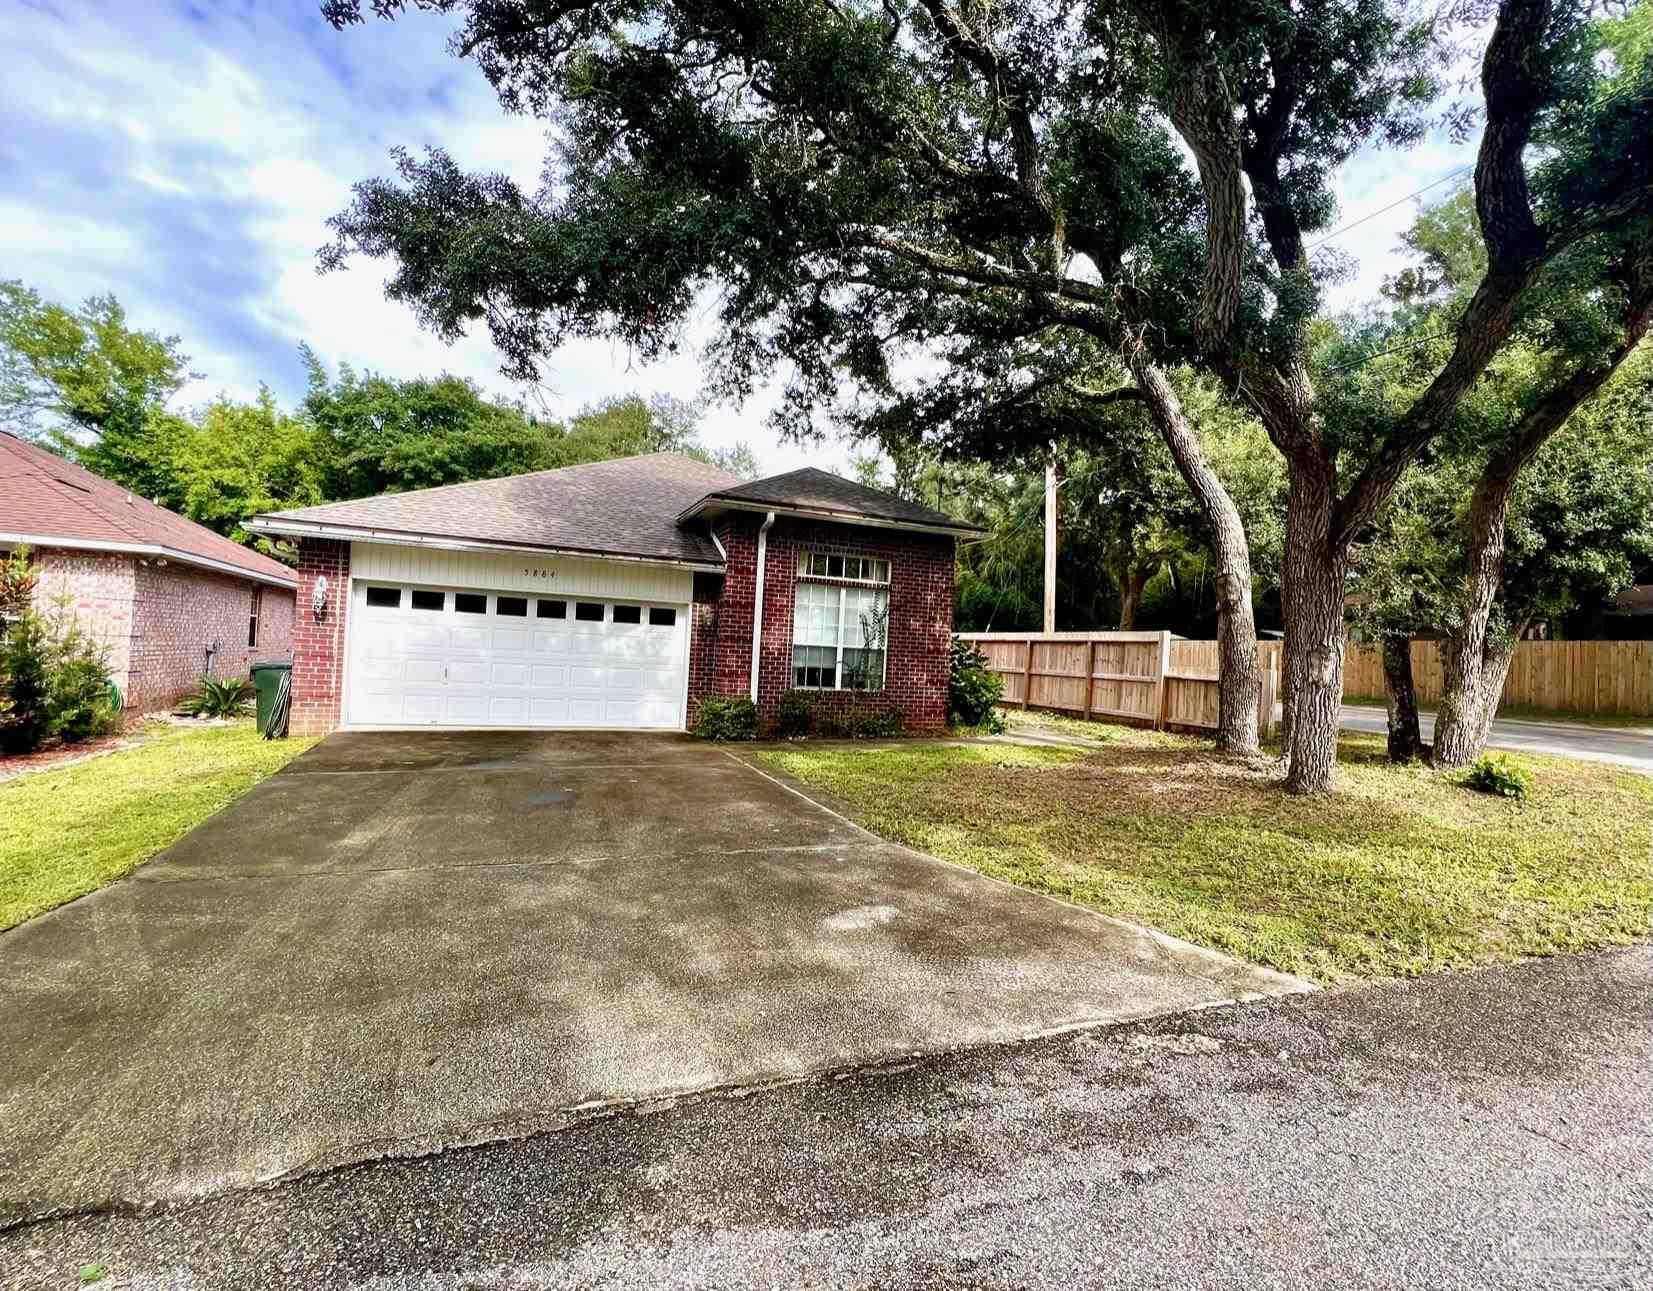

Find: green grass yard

[755,716,1652,984]
[0,722,316,930]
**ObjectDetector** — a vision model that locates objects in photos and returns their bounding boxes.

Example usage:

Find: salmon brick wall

[129,561,295,711]
[290,538,351,736]
[28,546,294,714]
[31,549,137,697]
[687,515,956,732]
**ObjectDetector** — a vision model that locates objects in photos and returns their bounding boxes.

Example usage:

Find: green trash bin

[251,660,292,735]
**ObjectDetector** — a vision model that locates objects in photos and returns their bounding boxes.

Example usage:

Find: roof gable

[683,466,981,533]
[0,431,296,586]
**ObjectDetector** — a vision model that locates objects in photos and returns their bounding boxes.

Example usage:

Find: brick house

[1,430,297,713]
[248,454,979,737]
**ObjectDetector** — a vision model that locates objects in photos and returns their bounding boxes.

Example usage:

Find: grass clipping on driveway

[756,721,1652,984]
[0,722,315,930]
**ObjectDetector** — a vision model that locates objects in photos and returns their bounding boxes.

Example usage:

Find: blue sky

[1,0,1479,474]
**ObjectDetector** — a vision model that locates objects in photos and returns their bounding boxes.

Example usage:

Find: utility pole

[1043,458,1059,633]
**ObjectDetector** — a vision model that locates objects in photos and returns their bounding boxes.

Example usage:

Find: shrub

[1463,753,1533,802]
[817,703,905,739]
[776,688,816,737]
[49,656,118,743]
[846,705,903,738]
[177,676,256,720]
[0,547,38,638]
[0,598,116,752]
[949,638,1006,733]
[0,612,52,754]
[692,696,758,741]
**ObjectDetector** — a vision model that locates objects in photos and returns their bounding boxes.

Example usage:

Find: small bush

[1463,753,1533,801]
[0,612,52,754]
[177,676,256,720]
[817,703,905,739]
[776,688,816,738]
[949,638,1006,733]
[50,655,119,743]
[692,696,758,741]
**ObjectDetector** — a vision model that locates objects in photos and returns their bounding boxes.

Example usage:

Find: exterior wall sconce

[312,575,329,623]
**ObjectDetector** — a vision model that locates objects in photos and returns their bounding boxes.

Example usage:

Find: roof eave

[0,531,297,589]
[678,497,983,538]
[248,516,726,573]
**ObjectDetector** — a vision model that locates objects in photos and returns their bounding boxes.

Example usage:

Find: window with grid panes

[792,552,890,690]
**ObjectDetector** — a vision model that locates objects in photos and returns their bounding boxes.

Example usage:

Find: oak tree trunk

[1434,635,1517,767]
[1118,563,1150,631]
[1124,349,1261,756]
[1380,635,1423,762]
[1433,443,1520,769]
[1280,454,1347,794]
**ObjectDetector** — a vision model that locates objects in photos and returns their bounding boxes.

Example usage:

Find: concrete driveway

[0,731,1305,1222]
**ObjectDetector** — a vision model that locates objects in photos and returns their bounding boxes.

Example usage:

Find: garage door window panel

[496,596,528,617]
[455,593,486,615]
[365,586,401,609]
[410,590,445,612]
[537,599,567,619]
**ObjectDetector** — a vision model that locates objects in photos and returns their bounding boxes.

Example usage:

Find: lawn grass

[755,719,1653,984]
[0,722,316,930]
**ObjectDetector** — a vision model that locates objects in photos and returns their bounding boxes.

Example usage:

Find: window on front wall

[792,557,890,691]
[248,586,261,648]
[797,551,890,584]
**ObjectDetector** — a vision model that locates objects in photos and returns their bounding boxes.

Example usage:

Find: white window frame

[791,552,891,692]
[796,550,891,586]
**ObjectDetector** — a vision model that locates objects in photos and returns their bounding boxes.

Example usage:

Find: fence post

[1021,637,1035,709]
[1084,639,1096,720]
[1154,630,1171,729]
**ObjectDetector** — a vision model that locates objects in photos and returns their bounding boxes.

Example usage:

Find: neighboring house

[249,453,980,736]
[1,430,297,712]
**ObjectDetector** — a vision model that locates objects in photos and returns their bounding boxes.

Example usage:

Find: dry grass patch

[756,721,1651,983]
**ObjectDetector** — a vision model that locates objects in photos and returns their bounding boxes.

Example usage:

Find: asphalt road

[5,947,1649,1290]
[1340,704,1653,773]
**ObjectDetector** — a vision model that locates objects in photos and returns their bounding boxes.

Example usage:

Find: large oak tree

[322,0,1650,790]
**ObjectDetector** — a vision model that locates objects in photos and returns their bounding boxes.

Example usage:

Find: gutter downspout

[750,512,776,704]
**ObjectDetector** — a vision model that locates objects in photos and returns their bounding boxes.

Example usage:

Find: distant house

[0,430,297,712]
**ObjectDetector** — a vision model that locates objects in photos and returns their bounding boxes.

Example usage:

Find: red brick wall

[129,561,296,712]
[25,546,295,714]
[290,538,351,736]
[687,516,956,732]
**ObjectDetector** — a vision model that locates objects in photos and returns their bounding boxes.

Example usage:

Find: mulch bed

[0,732,133,783]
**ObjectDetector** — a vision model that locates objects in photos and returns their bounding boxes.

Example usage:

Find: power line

[1307,164,1474,251]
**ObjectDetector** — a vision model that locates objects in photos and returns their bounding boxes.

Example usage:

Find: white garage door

[346,582,689,729]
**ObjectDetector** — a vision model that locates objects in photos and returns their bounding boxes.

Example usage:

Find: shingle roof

[256,453,742,565]
[0,430,296,587]
[683,466,983,532]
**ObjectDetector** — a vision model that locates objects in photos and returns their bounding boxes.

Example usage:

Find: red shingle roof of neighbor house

[0,430,297,588]
[681,466,985,533]
[252,453,980,564]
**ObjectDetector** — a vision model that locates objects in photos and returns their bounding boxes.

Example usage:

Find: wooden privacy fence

[1343,639,1653,717]
[957,631,1279,736]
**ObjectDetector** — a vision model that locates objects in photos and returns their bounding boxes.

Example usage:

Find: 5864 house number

[520,568,557,580]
